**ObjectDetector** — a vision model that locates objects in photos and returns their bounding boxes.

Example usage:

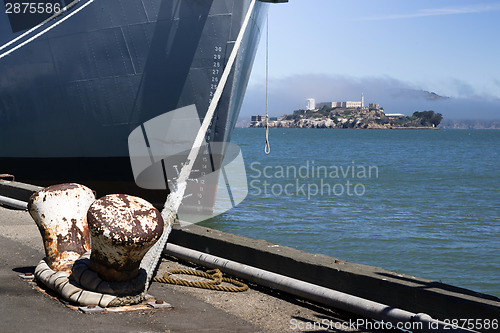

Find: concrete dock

[1,179,499,332]
[0,204,386,333]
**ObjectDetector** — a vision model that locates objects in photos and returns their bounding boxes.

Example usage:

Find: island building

[316,100,362,109]
[250,115,278,125]
[315,93,366,110]
[251,115,265,126]
[306,98,316,110]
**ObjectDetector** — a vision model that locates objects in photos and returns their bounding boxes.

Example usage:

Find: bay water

[199,128,500,297]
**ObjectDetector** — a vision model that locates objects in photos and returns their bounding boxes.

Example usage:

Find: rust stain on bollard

[28,184,95,272]
[87,194,164,282]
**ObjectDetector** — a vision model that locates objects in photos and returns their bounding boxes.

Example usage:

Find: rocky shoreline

[250,108,441,129]
[251,118,437,129]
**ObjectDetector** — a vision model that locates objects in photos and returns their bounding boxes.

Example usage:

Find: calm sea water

[199,128,500,297]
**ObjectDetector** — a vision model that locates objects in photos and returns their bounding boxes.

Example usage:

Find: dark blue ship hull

[0,0,268,203]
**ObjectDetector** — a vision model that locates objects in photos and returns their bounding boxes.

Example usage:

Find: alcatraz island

[250,95,443,129]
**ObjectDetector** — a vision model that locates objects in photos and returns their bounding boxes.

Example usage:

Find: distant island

[250,102,443,129]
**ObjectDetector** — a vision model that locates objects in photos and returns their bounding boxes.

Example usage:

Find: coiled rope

[153,269,248,292]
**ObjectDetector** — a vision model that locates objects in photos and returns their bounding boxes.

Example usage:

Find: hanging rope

[153,269,248,292]
[264,12,271,155]
[264,121,270,154]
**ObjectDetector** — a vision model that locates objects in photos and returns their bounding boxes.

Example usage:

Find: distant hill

[390,89,450,101]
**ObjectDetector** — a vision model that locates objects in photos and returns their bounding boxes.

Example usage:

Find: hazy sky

[240,0,500,120]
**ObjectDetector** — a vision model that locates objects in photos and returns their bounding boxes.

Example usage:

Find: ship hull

[0,0,267,203]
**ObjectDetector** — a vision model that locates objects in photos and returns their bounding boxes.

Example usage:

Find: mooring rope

[141,0,258,295]
[35,258,145,307]
[154,269,248,292]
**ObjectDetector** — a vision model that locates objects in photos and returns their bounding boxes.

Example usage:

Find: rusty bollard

[28,184,95,272]
[87,194,164,282]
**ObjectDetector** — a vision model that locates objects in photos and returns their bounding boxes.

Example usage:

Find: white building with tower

[306,98,316,110]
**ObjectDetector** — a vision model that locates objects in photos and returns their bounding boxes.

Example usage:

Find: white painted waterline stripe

[164,243,479,333]
[0,0,95,59]
[0,0,81,52]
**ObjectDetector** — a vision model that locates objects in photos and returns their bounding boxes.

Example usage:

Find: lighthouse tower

[361,93,364,108]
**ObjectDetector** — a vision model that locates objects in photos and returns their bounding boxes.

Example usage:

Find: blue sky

[240,0,500,120]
